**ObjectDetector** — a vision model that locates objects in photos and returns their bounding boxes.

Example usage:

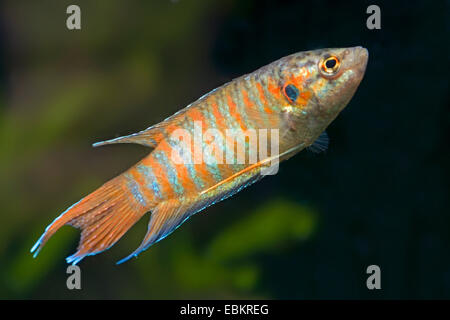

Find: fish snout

[353,46,369,76]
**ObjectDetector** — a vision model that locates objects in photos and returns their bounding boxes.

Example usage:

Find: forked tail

[31,174,150,265]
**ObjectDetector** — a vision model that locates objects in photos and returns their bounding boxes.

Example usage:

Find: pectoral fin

[308,131,329,153]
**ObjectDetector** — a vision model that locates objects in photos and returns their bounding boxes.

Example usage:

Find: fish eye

[325,58,336,69]
[283,83,299,104]
[319,55,340,77]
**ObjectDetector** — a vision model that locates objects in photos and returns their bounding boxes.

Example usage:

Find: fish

[31,46,368,265]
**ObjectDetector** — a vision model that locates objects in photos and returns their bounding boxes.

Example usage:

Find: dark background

[0,0,448,299]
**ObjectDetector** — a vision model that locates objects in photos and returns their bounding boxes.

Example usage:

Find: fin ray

[308,131,329,153]
[92,130,161,148]
[31,175,150,265]
[92,103,195,148]
[117,166,266,264]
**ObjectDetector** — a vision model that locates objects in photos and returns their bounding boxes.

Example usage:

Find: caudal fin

[31,175,149,265]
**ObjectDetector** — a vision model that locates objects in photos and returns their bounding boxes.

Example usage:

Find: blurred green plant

[133,199,318,298]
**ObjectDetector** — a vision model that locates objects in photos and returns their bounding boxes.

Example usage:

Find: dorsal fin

[92,105,193,148]
[92,128,163,148]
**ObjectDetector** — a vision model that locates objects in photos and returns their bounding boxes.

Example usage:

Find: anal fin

[117,165,265,264]
[117,142,306,264]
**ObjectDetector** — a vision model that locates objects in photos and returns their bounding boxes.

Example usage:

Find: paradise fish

[31,47,368,265]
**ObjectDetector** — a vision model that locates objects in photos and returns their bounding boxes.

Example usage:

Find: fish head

[279,46,368,142]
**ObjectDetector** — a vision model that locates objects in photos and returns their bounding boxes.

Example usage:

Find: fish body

[31,47,368,264]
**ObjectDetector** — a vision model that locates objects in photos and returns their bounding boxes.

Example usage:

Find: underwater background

[0,0,448,299]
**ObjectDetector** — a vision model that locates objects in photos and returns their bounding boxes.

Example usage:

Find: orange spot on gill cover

[290,74,305,90]
[264,107,273,114]
[297,90,312,106]
[267,78,282,100]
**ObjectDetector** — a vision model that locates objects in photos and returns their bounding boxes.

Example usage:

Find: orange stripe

[267,77,282,100]
[152,132,164,143]
[227,94,237,115]
[210,98,226,129]
[142,156,173,199]
[164,123,182,135]
[160,139,195,192]
[256,82,267,105]
[128,167,154,202]
[181,123,215,187]
[208,97,237,178]
[255,82,273,114]
[227,93,247,131]
[186,108,211,183]
[188,107,206,124]
[241,89,254,108]
[185,112,208,167]
[194,161,215,187]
